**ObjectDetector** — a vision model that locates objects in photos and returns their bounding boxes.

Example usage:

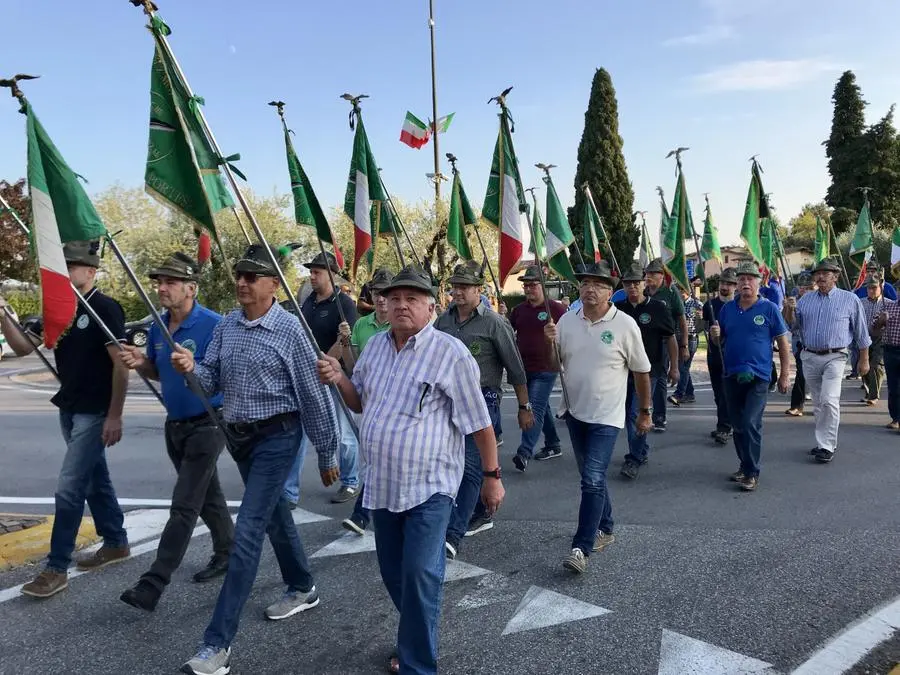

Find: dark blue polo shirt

[718,297,788,381]
[299,291,358,352]
[147,302,223,420]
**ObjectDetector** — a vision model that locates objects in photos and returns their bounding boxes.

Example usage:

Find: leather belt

[804,348,847,356]
[226,412,299,437]
[168,408,222,425]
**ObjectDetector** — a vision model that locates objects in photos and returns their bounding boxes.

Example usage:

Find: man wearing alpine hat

[545,261,651,574]
[118,252,234,612]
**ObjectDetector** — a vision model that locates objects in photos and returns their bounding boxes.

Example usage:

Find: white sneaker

[563,548,587,574]
[181,645,231,675]
[264,587,320,621]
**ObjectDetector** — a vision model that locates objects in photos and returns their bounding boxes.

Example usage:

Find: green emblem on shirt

[538,311,549,321]
[600,330,614,344]
[76,314,90,330]
[469,340,482,356]
[181,339,197,354]
[638,313,651,325]
[753,315,765,326]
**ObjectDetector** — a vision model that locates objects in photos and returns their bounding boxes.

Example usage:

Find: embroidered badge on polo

[181,339,197,354]
[469,341,482,356]
[538,311,549,321]
[76,314,90,330]
[600,330,614,344]
[753,315,765,326]
[638,313,651,325]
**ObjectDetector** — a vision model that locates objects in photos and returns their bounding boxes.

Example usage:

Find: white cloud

[693,58,838,92]
[663,24,735,47]
[229,44,237,55]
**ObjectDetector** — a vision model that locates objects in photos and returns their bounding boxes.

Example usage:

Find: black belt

[804,348,847,356]
[225,412,299,437]
[168,408,222,425]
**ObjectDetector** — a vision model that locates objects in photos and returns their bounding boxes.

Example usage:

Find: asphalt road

[1,353,899,674]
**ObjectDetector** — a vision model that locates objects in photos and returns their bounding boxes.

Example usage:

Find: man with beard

[702,267,737,444]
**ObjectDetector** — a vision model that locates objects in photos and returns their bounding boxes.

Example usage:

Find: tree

[785,202,832,247]
[568,68,638,268]
[0,179,36,283]
[856,106,900,228]
[824,71,867,235]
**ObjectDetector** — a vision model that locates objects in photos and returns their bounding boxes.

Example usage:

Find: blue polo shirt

[759,279,784,309]
[147,302,224,420]
[718,297,788,381]
[855,282,897,301]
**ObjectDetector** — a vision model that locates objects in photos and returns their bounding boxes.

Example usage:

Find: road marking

[456,572,515,610]
[0,497,244,508]
[311,531,377,558]
[0,507,328,605]
[657,629,775,674]
[790,594,900,675]
[444,559,491,583]
[500,585,611,636]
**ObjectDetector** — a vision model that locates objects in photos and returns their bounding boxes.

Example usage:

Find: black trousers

[707,350,731,433]
[790,350,806,410]
[142,417,234,591]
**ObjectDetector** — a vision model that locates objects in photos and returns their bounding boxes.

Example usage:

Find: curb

[0,515,99,570]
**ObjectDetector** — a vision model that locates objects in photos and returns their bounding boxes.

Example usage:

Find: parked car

[125,315,153,348]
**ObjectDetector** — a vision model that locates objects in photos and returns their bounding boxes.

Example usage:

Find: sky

[3,0,900,251]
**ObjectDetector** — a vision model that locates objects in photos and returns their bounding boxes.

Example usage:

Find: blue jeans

[849,344,860,377]
[204,423,314,649]
[674,335,698,398]
[282,406,359,503]
[707,352,731,433]
[624,375,657,464]
[885,347,900,423]
[653,351,668,425]
[516,371,561,460]
[47,412,127,572]
[372,493,452,675]
[565,414,619,555]
[445,391,501,547]
[723,376,769,478]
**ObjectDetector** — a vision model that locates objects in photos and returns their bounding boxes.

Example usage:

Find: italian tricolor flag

[24,101,107,348]
[891,225,900,280]
[344,114,386,277]
[399,111,430,149]
[482,114,524,284]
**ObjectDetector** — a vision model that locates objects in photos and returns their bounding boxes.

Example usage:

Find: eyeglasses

[235,271,262,283]
[622,280,642,287]
[522,282,540,289]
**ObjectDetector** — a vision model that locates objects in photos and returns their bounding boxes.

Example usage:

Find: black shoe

[464,514,494,537]
[192,555,229,583]
[620,461,640,480]
[534,447,562,461]
[120,580,161,612]
[341,513,367,535]
[512,454,527,472]
[652,421,667,433]
[713,431,730,445]
[814,448,835,463]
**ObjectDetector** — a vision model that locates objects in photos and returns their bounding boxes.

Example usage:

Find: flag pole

[428,0,442,213]
[131,0,359,437]
[0,304,60,382]
[582,183,621,277]
[270,101,351,329]
[376,170,417,266]
[447,154,502,303]
[826,218,852,289]
[103,233,228,432]
[0,191,163,403]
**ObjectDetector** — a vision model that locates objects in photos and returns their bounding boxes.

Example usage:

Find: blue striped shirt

[350,323,491,512]
[795,287,872,351]
[194,301,338,471]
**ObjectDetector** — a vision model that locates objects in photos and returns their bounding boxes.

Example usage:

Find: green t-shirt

[649,286,685,321]
[351,313,390,352]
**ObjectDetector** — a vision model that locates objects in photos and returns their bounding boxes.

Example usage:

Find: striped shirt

[195,301,338,471]
[795,286,872,352]
[350,323,492,512]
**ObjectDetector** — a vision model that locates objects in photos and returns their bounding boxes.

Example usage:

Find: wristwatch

[639,407,653,415]
[518,402,532,411]
[483,467,502,479]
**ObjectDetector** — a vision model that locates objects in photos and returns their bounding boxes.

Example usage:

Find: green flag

[144,40,232,249]
[344,115,387,276]
[529,196,546,260]
[582,193,603,263]
[543,175,577,282]
[849,196,875,267]
[814,215,830,264]
[700,199,721,263]
[447,171,474,260]
[666,169,691,291]
[281,125,344,269]
[891,225,900,279]
[759,218,777,272]
[740,161,768,264]
[659,192,674,264]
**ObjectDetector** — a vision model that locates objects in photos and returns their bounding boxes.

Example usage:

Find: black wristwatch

[518,402,532,411]
[483,467,502,479]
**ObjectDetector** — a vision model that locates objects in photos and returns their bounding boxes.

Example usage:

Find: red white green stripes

[399,111,430,149]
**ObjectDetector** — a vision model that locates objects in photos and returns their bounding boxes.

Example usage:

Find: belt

[804,348,847,356]
[168,408,222,425]
[225,412,299,437]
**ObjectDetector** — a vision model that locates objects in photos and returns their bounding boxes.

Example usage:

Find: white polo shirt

[557,304,651,428]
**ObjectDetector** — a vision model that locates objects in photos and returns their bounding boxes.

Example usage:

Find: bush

[6,290,40,318]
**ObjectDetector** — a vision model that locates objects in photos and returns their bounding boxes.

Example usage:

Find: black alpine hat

[384,264,436,297]
[149,252,200,282]
[63,240,101,268]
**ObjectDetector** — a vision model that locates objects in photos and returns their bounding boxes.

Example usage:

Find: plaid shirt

[878,299,900,346]
[350,324,492,512]
[683,296,703,336]
[195,302,338,471]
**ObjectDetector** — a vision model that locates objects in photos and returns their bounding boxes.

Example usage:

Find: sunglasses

[234,271,269,283]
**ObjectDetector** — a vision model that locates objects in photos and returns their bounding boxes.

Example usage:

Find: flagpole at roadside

[428,0,442,212]
[447,154,503,303]
[582,183,621,278]
[0,191,163,403]
[130,1,360,439]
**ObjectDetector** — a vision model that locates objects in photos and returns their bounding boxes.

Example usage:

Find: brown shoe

[886,421,900,430]
[75,545,130,571]
[785,408,803,417]
[739,476,759,491]
[592,531,616,552]
[728,470,745,482]
[21,570,68,598]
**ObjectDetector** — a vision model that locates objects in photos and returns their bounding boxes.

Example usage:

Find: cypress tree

[568,68,637,268]
[824,70,867,234]
[857,105,900,229]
